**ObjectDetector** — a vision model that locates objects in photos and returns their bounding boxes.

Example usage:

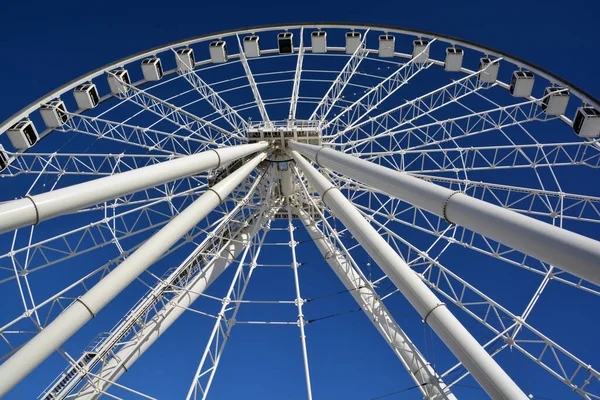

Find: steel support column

[0,152,267,397]
[288,141,600,287]
[0,143,269,234]
[290,150,527,400]
[296,207,455,400]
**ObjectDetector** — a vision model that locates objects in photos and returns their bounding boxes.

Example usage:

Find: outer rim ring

[1,21,598,134]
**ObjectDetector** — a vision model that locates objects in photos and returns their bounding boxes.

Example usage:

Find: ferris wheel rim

[1,21,599,136]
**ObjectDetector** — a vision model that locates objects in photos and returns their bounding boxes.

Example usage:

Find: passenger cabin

[510,71,535,98]
[378,35,395,58]
[209,40,228,63]
[412,39,430,63]
[444,47,463,72]
[573,107,600,138]
[0,145,8,172]
[345,31,361,54]
[243,35,260,58]
[175,48,195,72]
[478,57,500,83]
[278,32,293,54]
[541,87,570,116]
[7,120,38,150]
[40,100,68,128]
[74,83,99,110]
[141,57,163,81]
[311,31,327,53]
[107,69,131,95]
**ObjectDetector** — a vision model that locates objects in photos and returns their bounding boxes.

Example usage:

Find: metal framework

[0,23,599,400]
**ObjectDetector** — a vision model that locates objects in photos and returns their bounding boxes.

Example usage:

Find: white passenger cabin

[412,39,430,63]
[444,47,463,72]
[74,84,99,110]
[542,87,570,116]
[478,58,500,83]
[107,69,131,95]
[311,31,327,53]
[510,71,534,98]
[573,107,600,138]
[141,57,163,81]
[175,48,195,72]
[209,40,228,63]
[40,100,68,128]
[0,144,7,172]
[243,35,260,58]
[378,35,395,58]
[345,31,361,54]
[7,120,39,150]
[278,32,293,54]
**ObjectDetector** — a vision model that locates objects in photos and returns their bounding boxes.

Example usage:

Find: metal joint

[210,149,222,168]
[207,188,224,204]
[321,185,337,204]
[23,195,40,225]
[423,303,446,325]
[314,146,327,167]
[75,297,96,319]
[442,191,463,224]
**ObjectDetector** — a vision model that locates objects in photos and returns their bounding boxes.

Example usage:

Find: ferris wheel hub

[248,120,321,147]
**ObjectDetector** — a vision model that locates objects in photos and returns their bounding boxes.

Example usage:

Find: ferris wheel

[0,22,599,400]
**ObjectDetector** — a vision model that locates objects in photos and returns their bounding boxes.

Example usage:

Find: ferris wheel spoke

[61,112,201,155]
[111,75,244,143]
[343,92,547,155]
[288,27,305,122]
[0,152,186,178]
[172,50,249,135]
[325,40,437,135]
[309,29,370,126]
[364,140,600,174]
[234,34,272,124]
[325,60,497,146]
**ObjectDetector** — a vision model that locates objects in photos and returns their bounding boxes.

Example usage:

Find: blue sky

[1,1,600,399]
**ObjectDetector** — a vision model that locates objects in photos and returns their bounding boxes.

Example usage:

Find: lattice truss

[0,24,599,400]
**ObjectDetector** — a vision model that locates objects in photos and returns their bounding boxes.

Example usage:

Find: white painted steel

[0,152,267,397]
[0,143,268,234]
[288,141,600,287]
[290,150,528,400]
[296,208,455,400]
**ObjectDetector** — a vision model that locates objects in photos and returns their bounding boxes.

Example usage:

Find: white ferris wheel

[0,23,599,400]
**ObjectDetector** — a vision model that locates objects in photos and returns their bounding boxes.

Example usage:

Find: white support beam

[288,27,305,122]
[309,29,370,126]
[0,152,267,397]
[290,150,528,400]
[295,207,455,400]
[0,142,268,234]
[288,141,600,287]
[235,34,272,125]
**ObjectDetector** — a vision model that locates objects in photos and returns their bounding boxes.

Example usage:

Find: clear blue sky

[1,1,599,399]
